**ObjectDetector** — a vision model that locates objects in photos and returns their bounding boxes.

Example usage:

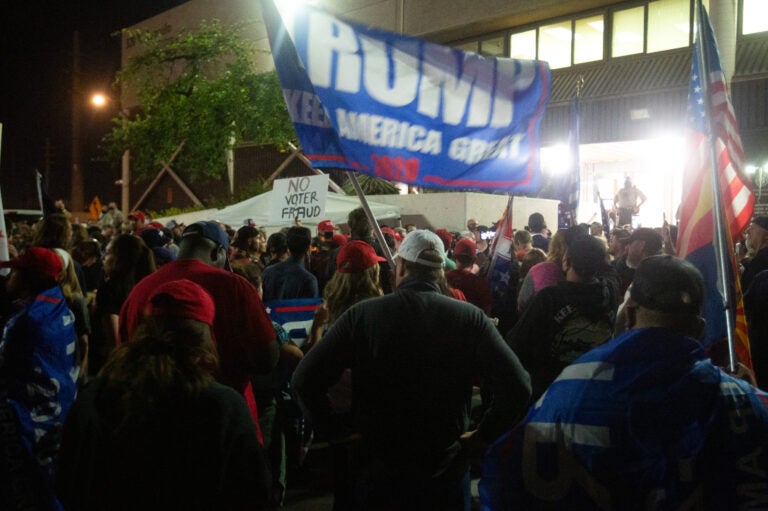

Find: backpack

[551,303,613,365]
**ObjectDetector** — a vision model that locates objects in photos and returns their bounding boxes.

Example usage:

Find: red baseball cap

[380,226,402,241]
[331,233,348,248]
[434,229,453,251]
[318,220,338,232]
[336,240,385,273]
[454,238,477,258]
[128,210,146,223]
[148,279,215,326]
[0,247,63,281]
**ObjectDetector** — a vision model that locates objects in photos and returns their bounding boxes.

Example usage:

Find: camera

[480,230,496,240]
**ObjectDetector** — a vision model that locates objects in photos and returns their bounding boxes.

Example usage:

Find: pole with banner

[347,172,396,269]
[260,0,550,195]
[697,1,736,370]
[0,124,8,273]
[677,0,754,372]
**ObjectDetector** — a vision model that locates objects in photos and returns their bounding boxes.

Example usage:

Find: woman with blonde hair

[310,240,385,334]
[516,227,580,313]
[306,240,385,509]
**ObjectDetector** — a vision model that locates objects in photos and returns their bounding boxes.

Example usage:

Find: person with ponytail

[56,279,270,510]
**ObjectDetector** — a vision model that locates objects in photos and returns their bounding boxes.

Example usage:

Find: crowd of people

[0,199,766,510]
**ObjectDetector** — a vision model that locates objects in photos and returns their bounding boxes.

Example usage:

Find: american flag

[486,196,514,318]
[679,1,753,251]
[677,0,753,366]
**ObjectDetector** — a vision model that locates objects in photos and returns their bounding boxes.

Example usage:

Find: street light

[80,92,131,216]
[91,93,107,108]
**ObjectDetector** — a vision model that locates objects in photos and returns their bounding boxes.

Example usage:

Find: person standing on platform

[614,176,647,227]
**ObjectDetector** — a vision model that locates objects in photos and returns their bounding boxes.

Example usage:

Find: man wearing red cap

[0,247,78,508]
[127,210,147,234]
[310,220,339,294]
[119,221,278,431]
[446,238,492,314]
[317,219,338,237]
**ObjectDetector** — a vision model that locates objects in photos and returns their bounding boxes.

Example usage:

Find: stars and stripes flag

[676,0,753,367]
[487,196,514,317]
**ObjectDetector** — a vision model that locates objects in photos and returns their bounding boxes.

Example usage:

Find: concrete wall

[366,192,558,233]
[366,192,505,232]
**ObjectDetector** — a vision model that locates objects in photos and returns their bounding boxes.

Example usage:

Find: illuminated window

[743,0,768,35]
[510,30,537,60]
[455,41,478,53]
[539,21,572,69]
[647,0,689,52]
[480,37,505,57]
[612,6,645,57]
[574,15,604,64]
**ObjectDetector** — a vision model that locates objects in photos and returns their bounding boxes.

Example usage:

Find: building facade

[124,0,768,223]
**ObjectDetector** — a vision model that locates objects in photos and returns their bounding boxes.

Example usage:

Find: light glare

[91,94,107,108]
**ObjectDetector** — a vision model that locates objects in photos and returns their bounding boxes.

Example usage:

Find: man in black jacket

[293,230,531,511]
[506,234,619,402]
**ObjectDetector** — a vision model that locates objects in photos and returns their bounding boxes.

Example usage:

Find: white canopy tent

[208,191,402,230]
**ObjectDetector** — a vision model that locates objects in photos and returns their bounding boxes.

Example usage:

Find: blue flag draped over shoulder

[261,0,551,194]
[480,328,768,510]
[265,298,323,347]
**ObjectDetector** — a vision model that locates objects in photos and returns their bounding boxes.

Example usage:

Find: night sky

[0,0,188,210]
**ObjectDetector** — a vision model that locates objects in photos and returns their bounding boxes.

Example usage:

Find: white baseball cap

[395,229,446,268]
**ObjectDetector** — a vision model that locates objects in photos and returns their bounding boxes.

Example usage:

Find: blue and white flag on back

[261,0,551,194]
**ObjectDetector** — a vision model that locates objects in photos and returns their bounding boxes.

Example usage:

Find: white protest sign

[270,174,329,223]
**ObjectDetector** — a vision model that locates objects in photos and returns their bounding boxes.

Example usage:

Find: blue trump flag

[265,298,323,347]
[261,0,551,193]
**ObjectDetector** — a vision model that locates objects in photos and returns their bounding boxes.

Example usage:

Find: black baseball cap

[182,221,230,250]
[630,255,703,314]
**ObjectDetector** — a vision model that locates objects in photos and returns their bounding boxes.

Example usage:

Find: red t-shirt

[119,259,276,393]
[445,269,493,314]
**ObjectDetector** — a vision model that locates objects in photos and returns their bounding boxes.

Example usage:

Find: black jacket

[507,277,619,402]
[292,277,531,481]
[57,381,270,510]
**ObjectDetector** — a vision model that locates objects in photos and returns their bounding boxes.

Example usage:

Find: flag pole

[0,124,8,272]
[571,75,583,225]
[346,172,396,269]
[695,0,737,372]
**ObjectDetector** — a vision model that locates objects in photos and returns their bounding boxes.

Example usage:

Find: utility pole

[70,30,84,214]
[44,138,52,191]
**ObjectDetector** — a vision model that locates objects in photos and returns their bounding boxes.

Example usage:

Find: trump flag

[261,0,551,194]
